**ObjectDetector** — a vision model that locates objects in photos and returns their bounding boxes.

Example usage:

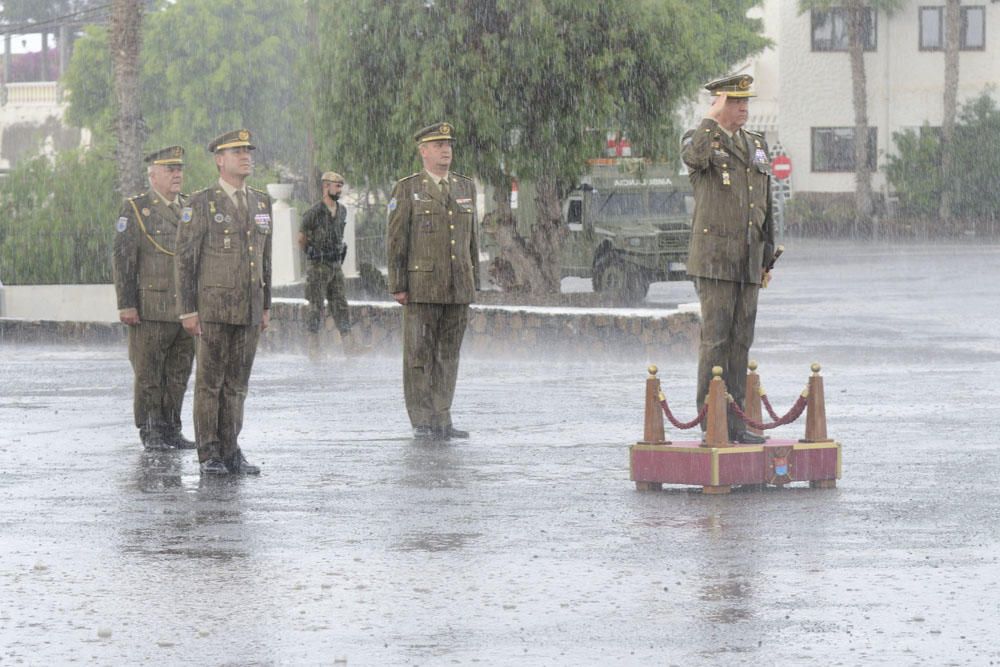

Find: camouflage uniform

[300,200,351,334]
[682,75,775,441]
[387,130,479,432]
[175,160,272,467]
[113,153,195,449]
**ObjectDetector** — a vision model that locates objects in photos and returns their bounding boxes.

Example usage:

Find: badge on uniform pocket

[181,207,193,223]
[116,216,128,232]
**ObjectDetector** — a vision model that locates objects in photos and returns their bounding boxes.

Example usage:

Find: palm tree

[110,0,145,196]
[938,0,960,229]
[799,0,904,235]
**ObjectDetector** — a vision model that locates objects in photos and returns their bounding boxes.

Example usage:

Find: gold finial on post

[641,364,667,444]
[703,366,729,447]
[745,360,763,438]
[803,362,829,442]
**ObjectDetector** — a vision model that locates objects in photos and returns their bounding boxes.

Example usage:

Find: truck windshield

[593,191,687,218]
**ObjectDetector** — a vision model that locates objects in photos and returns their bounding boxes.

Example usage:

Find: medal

[214,213,224,223]
[722,171,731,186]
[224,237,231,250]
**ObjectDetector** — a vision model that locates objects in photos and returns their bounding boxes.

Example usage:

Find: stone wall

[2,299,699,359]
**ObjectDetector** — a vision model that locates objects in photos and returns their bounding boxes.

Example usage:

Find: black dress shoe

[413,426,435,440]
[228,451,261,476]
[200,459,229,475]
[733,432,767,445]
[434,425,469,440]
[163,431,197,450]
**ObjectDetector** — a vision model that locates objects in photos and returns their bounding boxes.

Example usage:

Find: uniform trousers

[305,261,350,334]
[128,319,195,438]
[403,302,468,429]
[695,277,760,438]
[193,321,260,463]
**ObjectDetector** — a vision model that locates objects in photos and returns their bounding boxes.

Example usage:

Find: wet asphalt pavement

[2,240,999,665]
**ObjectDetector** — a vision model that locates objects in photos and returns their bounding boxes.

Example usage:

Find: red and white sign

[772,154,792,180]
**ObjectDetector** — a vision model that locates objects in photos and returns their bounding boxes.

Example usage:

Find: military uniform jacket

[301,200,346,263]
[682,118,775,284]
[175,185,273,326]
[386,172,480,304]
[113,189,189,321]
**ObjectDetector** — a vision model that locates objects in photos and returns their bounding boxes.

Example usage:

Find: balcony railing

[2,81,63,106]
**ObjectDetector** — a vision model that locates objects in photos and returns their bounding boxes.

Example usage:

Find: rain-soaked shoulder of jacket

[248,185,271,202]
[395,172,421,188]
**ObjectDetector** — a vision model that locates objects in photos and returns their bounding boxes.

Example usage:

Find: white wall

[0,284,118,322]
[777,0,1000,195]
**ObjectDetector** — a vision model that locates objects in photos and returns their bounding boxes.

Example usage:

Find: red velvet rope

[729,394,808,431]
[659,399,708,430]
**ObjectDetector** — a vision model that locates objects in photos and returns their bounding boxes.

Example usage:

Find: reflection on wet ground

[1,241,999,663]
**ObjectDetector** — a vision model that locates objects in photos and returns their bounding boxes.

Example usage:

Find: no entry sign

[772,154,792,180]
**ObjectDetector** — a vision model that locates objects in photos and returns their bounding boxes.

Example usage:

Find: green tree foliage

[885,92,1000,232]
[317,0,767,188]
[0,150,119,284]
[62,0,308,183]
[314,0,767,292]
[883,127,941,218]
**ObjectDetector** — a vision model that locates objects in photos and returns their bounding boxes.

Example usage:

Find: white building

[753,0,1000,197]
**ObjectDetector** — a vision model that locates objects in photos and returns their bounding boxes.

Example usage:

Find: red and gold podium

[629,364,841,494]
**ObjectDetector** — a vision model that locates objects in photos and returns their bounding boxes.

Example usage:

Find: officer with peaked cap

[681,74,775,445]
[174,129,273,474]
[113,145,196,450]
[386,122,480,440]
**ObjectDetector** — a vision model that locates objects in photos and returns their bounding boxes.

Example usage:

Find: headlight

[628,237,643,247]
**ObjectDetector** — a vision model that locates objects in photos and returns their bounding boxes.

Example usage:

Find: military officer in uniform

[175,129,272,475]
[298,170,360,352]
[387,122,480,440]
[113,145,196,451]
[682,74,775,445]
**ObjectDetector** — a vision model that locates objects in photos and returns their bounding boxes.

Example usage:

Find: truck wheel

[359,263,387,299]
[592,254,648,304]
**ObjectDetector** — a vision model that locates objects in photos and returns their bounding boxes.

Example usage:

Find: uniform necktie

[440,178,450,200]
[168,201,181,218]
[236,190,248,224]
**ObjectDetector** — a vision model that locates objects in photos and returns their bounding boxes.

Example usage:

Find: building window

[919,7,943,50]
[919,6,985,50]
[812,127,878,172]
[811,8,877,51]
[961,6,985,50]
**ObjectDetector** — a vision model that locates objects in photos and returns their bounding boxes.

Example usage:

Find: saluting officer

[387,122,480,441]
[682,74,776,445]
[113,145,196,451]
[175,129,273,475]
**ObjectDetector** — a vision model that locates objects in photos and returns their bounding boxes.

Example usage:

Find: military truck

[482,159,693,303]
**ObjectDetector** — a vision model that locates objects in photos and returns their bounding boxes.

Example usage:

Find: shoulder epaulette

[397,172,421,184]
[745,129,764,138]
[248,185,269,196]
[450,172,473,182]
[128,192,147,202]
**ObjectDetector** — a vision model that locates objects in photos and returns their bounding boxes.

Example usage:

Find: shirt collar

[218,177,246,201]
[425,169,450,188]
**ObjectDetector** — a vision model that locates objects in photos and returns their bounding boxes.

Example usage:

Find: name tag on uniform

[254,213,271,232]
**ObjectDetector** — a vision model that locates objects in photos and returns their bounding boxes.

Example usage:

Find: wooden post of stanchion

[702,366,729,448]
[745,360,763,437]
[802,362,830,442]
[641,365,667,444]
